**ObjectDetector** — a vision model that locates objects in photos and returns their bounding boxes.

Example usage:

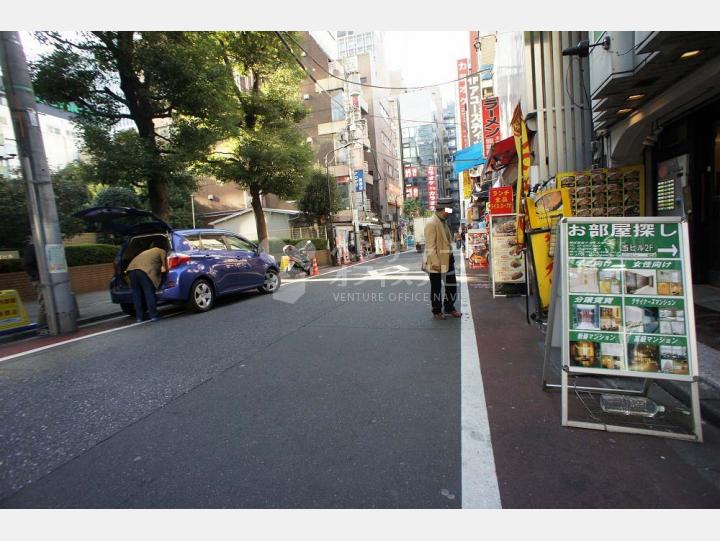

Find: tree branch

[215,35,245,105]
[40,31,99,53]
[74,97,134,120]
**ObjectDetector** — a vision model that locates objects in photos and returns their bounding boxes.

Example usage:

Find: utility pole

[0,32,78,335]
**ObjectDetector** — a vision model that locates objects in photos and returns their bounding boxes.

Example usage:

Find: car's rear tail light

[167,253,191,270]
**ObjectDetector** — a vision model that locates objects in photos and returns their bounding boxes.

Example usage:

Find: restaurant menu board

[526,189,572,313]
[562,218,696,381]
[466,229,489,270]
[490,214,526,284]
[557,165,644,218]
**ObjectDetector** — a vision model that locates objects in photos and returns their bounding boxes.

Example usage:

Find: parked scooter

[282,241,313,277]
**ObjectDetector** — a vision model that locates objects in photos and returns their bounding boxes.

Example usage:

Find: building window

[330,90,345,122]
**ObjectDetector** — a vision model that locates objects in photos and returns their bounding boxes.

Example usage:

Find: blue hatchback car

[78,206,281,315]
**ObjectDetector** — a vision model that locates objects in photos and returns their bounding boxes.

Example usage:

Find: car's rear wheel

[259,269,280,294]
[188,279,214,312]
[120,303,135,316]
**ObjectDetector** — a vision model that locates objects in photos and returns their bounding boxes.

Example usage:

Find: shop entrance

[655,98,720,287]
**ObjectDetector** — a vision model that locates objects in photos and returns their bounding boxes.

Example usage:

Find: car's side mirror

[257,244,265,254]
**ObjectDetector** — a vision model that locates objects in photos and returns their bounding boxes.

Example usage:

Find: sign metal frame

[546,216,702,442]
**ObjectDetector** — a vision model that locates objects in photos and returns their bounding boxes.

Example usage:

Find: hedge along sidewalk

[0,243,119,274]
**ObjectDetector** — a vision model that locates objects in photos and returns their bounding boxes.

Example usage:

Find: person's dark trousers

[128,270,159,321]
[429,255,457,314]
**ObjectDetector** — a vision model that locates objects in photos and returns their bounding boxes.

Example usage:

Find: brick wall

[0,263,114,300]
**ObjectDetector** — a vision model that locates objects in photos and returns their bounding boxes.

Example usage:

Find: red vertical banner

[482,97,501,153]
[426,166,438,211]
[456,58,469,150]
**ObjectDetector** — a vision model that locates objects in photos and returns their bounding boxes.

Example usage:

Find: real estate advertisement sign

[561,217,697,382]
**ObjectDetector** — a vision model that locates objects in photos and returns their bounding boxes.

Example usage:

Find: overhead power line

[282,31,492,92]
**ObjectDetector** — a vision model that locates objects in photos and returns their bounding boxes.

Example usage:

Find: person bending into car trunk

[126,243,167,322]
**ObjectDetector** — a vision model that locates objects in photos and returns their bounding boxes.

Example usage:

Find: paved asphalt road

[2,251,719,509]
[0,252,469,508]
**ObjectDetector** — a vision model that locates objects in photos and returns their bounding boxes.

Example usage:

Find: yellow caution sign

[0,290,34,335]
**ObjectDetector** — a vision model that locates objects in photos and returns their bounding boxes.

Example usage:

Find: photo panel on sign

[625,268,657,295]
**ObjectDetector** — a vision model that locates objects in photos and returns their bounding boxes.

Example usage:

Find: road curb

[0,310,125,345]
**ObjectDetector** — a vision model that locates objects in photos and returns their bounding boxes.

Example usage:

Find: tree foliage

[92,186,142,209]
[0,163,92,249]
[402,197,425,218]
[203,32,313,248]
[298,168,341,225]
[31,31,240,220]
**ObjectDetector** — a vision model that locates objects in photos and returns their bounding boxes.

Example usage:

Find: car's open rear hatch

[75,206,172,236]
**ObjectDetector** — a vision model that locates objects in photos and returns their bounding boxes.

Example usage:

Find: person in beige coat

[423,208,461,320]
[126,243,167,322]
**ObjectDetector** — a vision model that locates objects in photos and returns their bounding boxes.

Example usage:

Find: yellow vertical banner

[511,103,532,245]
[463,171,473,199]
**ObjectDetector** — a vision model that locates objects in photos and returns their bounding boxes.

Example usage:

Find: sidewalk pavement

[465,269,720,508]
[467,268,720,429]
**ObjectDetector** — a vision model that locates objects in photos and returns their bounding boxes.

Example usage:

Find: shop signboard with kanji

[466,74,483,148]
[456,59,469,149]
[482,97,501,154]
[354,169,364,192]
[404,166,418,179]
[561,217,698,382]
[426,166,438,211]
[488,186,513,215]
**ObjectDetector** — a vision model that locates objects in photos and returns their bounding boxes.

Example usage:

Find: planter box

[0,263,114,300]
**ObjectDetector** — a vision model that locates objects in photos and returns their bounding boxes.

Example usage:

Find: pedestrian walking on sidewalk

[422,208,462,320]
[126,243,167,323]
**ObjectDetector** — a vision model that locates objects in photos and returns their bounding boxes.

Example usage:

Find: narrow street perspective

[1,10,719,532]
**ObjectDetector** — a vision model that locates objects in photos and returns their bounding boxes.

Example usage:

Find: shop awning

[453,143,486,175]
[485,136,517,172]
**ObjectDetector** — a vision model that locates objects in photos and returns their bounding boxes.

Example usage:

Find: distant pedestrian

[423,208,461,320]
[454,230,462,250]
[126,243,167,322]
[22,241,46,330]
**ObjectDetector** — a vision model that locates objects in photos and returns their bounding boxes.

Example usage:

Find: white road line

[284,251,407,284]
[0,253,408,362]
[0,313,182,364]
[458,254,502,508]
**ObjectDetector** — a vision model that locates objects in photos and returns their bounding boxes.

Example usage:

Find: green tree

[298,168,340,226]
[92,186,142,208]
[402,197,425,218]
[0,163,91,249]
[31,31,239,221]
[204,32,313,250]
